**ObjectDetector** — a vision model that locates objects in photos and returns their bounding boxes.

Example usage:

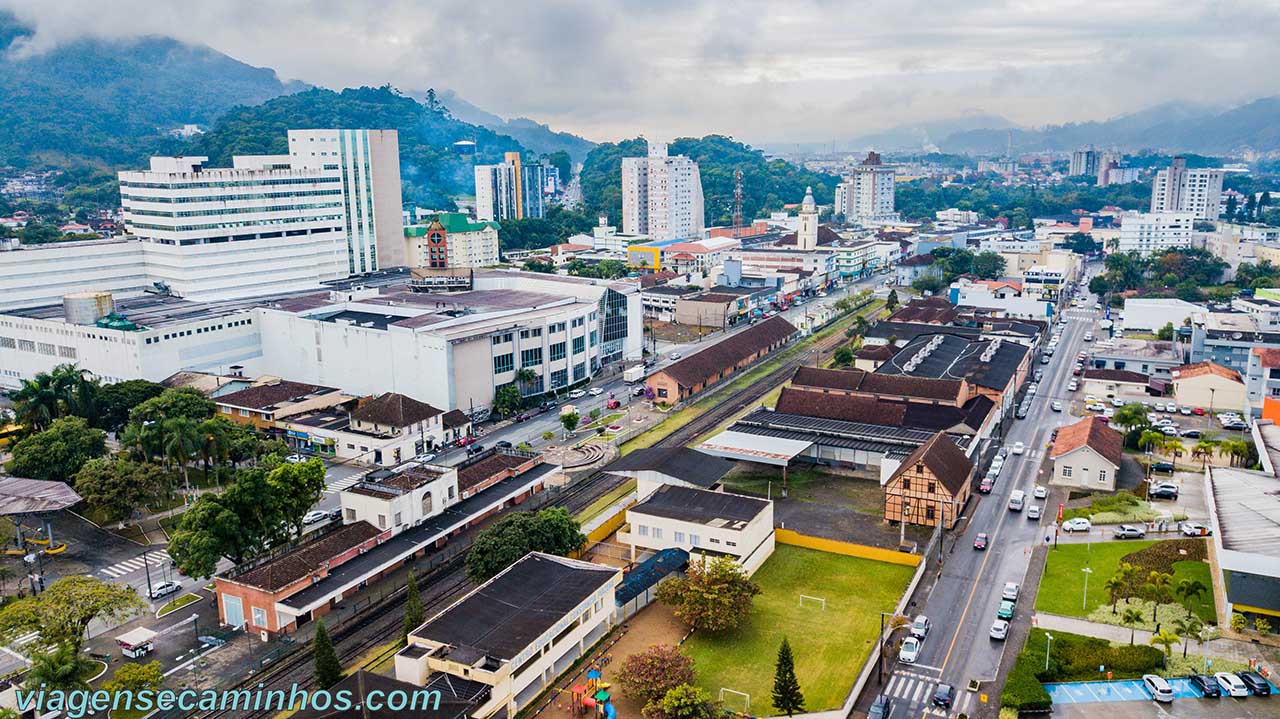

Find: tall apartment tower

[796,187,819,250]
[1150,156,1224,221]
[287,129,403,272]
[474,153,546,223]
[620,140,704,242]
[1069,149,1100,178]
[842,151,898,225]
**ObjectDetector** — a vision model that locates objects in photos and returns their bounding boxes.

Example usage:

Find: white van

[1142,674,1174,703]
[1008,490,1025,512]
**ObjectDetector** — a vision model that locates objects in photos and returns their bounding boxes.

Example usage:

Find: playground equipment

[567,667,617,719]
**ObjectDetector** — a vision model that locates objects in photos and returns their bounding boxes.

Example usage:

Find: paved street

[869,274,1103,718]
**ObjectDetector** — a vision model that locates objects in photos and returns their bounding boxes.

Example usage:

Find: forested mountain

[579,136,842,227]
[190,86,527,207]
[0,11,305,168]
[437,89,596,164]
[940,99,1280,155]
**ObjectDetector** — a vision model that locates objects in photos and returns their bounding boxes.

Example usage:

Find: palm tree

[514,368,539,399]
[1149,628,1181,664]
[1173,616,1203,658]
[1164,440,1187,463]
[49,364,99,424]
[11,372,62,432]
[161,416,199,494]
[1122,607,1145,644]
[197,418,230,477]
[1193,439,1219,467]
[1112,403,1151,435]
[1175,578,1209,619]
[1138,430,1166,454]
[26,645,96,692]
[1221,439,1250,467]
[1141,571,1174,623]
[0,566,14,595]
[1104,574,1126,613]
[1116,561,1140,597]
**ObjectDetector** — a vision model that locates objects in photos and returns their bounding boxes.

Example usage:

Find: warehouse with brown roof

[645,316,798,403]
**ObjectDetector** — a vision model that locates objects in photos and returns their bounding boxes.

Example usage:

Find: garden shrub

[1122,539,1207,574]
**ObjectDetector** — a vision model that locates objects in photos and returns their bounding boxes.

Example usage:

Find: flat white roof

[698,430,812,467]
[1206,466,1280,577]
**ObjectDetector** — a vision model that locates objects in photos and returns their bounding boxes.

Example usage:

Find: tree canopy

[464,507,586,583]
[655,555,761,633]
[5,416,106,483]
[0,575,146,653]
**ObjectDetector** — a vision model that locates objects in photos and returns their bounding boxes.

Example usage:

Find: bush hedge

[1001,629,1165,711]
[1121,538,1207,574]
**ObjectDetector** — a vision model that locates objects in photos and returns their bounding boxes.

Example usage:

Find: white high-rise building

[1151,157,1224,221]
[286,129,404,272]
[1069,149,1100,178]
[1116,212,1196,255]
[796,187,819,250]
[620,140,704,242]
[474,152,546,223]
[840,151,898,225]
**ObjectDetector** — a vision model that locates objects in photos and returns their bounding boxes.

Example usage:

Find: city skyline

[4,0,1280,144]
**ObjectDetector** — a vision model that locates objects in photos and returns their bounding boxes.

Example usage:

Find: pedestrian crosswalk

[100,550,169,578]
[11,631,40,647]
[882,669,972,717]
[323,473,363,495]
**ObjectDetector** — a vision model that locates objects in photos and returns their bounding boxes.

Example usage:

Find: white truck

[623,366,645,383]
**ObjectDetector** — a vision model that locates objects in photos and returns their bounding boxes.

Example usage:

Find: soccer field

[681,544,915,712]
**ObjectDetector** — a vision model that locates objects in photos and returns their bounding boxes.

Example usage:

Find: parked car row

[1142,671,1274,703]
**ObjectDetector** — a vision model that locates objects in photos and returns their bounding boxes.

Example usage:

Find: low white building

[1049,417,1124,492]
[1121,298,1203,332]
[1116,211,1196,255]
[397,553,621,717]
[620,484,775,575]
[340,463,459,534]
[947,278,1053,319]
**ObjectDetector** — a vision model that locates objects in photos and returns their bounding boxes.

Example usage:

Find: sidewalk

[1033,612,1267,664]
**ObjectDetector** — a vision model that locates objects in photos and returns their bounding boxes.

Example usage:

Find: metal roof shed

[698,430,812,467]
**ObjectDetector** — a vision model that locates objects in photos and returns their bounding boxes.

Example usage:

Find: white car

[1154,403,1166,412]
[1166,404,1178,414]
[1084,394,1099,403]
[1051,401,1063,412]
[1180,521,1212,537]
[1085,402,1106,412]
[668,352,682,361]
[989,619,1009,640]
[1111,397,1124,407]
[1027,383,1038,395]
[1083,333,1094,342]
[1027,505,1042,520]
[1011,442,1025,455]
[567,389,587,399]
[910,615,931,639]
[285,453,308,464]
[1002,582,1020,601]
[899,636,922,664]
[415,452,437,463]
[1033,485,1047,499]
[303,509,329,525]
[1161,425,1179,436]
[1067,380,1079,391]
[1143,675,1174,703]
[1215,672,1249,697]
[148,580,181,600]
[1062,517,1092,533]
[588,387,605,396]
[1180,406,1192,415]
[1103,408,1115,418]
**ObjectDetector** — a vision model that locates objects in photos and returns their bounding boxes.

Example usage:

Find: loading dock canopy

[698,430,812,466]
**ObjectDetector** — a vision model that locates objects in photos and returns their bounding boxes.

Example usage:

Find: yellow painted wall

[775,528,921,567]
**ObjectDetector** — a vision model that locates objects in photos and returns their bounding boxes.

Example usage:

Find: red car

[455,436,476,447]
[1072,367,1082,375]
[1192,407,1206,416]
[978,477,994,493]
[973,533,989,550]
[606,399,621,409]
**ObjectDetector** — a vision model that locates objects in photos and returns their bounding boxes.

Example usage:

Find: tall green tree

[267,459,327,538]
[94,379,166,432]
[464,507,586,583]
[312,620,344,688]
[1122,607,1145,644]
[25,645,97,692]
[161,416,200,493]
[128,387,216,425]
[885,289,899,310]
[168,468,284,576]
[619,644,696,706]
[771,637,805,716]
[73,458,162,524]
[655,556,761,633]
[561,412,580,435]
[5,416,106,483]
[402,571,424,647]
[0,575,146,653]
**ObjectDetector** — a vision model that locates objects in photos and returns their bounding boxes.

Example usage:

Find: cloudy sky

[5,0,1280,144]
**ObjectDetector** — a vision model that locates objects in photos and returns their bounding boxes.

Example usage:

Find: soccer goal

[798,593,827,610]
[719,688,750,714]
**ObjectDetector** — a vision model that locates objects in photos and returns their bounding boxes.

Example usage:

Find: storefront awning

[698,430,812,466]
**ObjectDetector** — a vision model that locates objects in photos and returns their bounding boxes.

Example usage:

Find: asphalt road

[875,279,1102,718]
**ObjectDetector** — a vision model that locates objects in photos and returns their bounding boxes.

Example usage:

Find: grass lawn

[1037,541,1156,618]
[574,478,637,523]
[1035,540,1216,622]
[722,469,884,516]
[682,545,913,711]
[157,592,201,618]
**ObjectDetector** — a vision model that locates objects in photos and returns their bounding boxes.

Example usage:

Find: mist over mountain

[436,89,596,164]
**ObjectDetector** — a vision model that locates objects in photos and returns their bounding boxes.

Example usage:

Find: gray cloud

[3,0,1279,144]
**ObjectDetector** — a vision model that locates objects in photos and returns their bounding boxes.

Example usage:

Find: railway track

[180,308,866,718]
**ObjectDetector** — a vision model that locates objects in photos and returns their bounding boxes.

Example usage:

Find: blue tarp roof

[615,548,689,604]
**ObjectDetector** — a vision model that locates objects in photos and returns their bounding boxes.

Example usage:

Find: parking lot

[1051,695,1277,718]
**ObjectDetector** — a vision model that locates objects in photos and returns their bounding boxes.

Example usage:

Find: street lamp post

[1081,567,1093,611]
[1046,633,1054,671]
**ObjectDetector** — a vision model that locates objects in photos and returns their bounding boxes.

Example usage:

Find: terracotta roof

[1170,361,1242,384]
[1254,347,1280,368]
[230,521,383,592]
[889,432,973,496]
[456,452,528,492]
[215,380,340,411]
[442,409,471,430]
[656,316,798,388]
[899,253,936,267]
[640,271,679,288]
[791,366,964,402]
[1081,368,1149,384]
[1050,417,1124,467]
[775,387,993,434]
[889,297,959,324]
[350,393,443,427]
[776,225,842,247]
[855,345,896,360]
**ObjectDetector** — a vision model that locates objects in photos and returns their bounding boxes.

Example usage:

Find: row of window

[634,525,737,548]
[129,214,344,233]
[144,318,253,345]
[1060,466,1109,483]
[120,176,340,190]
[121,188,340,204]
[126,200,343,219]
[0,337,76,359]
